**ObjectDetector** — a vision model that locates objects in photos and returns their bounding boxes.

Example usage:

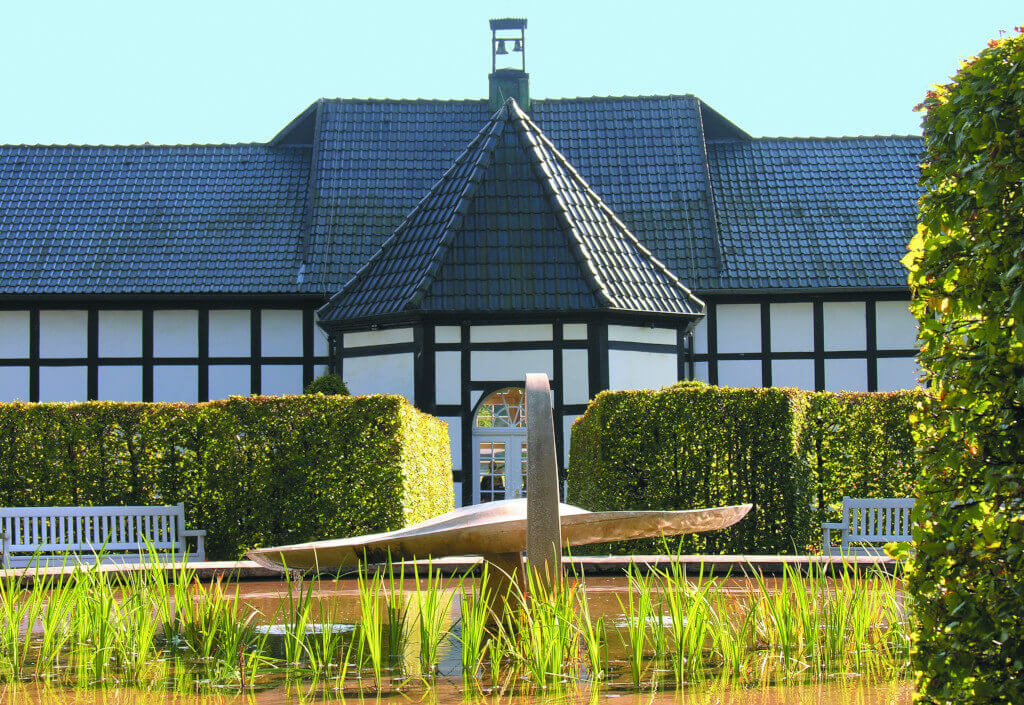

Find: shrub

[801,391,922,524]
[903,28,1024,705]
[568,385,813,554]
[304,373,350,396]
[567,384,921,554]
[0,395,452,560]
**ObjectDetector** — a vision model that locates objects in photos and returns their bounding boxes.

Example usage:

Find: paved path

[0,553,895,584]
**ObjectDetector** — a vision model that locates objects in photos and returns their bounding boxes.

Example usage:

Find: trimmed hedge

[904,27,1024,704]
[567,384,921,554]
[0,395,453,560]
[802,391,921,524]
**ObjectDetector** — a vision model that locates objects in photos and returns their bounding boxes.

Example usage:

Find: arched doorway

[472,387,528,503]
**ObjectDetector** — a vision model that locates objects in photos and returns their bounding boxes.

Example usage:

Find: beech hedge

[904,28,1024,704]
[0,395,453,560]
[567,384,921,554]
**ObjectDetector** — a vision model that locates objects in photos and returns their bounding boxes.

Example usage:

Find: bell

[512,39,523,52]
[495,39,508,55]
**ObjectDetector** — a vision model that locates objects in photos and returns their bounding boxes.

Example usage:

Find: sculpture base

[482,552,526,622]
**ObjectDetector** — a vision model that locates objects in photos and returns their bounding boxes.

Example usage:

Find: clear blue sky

[1,1,1020,144]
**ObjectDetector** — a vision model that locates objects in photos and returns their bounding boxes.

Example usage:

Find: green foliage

[903,28,1024,705]
[0,396,452,559]
[567,384,921,554]
[802,391,922,524]
[303,373,350,396]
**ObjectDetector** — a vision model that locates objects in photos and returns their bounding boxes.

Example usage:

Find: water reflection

[0,680,913,705]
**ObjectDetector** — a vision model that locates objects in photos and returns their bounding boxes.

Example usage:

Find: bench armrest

[2,531,8,569]
[821,522,844,554]
[181,529,206,563]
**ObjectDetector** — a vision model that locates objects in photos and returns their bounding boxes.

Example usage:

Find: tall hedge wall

[567,384,921,554]
[0,395,453,560]
[904,28,1024,704]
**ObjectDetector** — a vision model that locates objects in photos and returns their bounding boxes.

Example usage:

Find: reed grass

[0,551,910,696]
[457,563,491,681]
[355,565,385,691]
[412,560,454,676]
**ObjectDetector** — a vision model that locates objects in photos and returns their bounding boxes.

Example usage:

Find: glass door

[475,435,527,502]
[473,388,528,504]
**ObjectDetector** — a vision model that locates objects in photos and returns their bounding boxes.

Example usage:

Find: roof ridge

[318,104,509,317]
[0,141,276,150]
[533,93,698,103]
[708,134,923,143]
[510,101,705,313]
[508,101,612,308]
[403,109,508,311]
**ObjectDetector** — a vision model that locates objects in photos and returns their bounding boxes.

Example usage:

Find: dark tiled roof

[707,136,922,290]
[318,100,704,323]
[303,95,723,294]
[0,144,309,294]
[0,94,921,297]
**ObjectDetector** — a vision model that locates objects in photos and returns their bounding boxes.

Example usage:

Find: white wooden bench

[0,503,206,568]
[822,497,915,556]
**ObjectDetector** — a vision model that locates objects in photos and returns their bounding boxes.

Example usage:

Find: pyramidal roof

[317,98,705,324]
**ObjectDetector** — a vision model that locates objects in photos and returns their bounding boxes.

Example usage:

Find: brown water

[1,574,910,704]
[0,680,914,704]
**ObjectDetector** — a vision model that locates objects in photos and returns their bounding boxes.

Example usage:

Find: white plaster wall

[153,310,198,358]
[40,310,87,359]
[98,311,142,357]
[209,365,251,399]
[261,310,303,357]
[608,350,676,391]
[39,366,87,402]
[716,304,761,354]
[345,352,416,401]
[469,389,483,410]
[470,349,553,381]
[0,367,29,402]
[824,358,868,392]
[98,366,142,401]
[312,313,330,356]
[153,365,198,402]
[769,303,814,353]
[608,325,675,345]
[823,302,866,351]
[470,324,552,343]
[691,318,708,355]
[0,311,30,358]
[717,360,762,388]
[876,301,918,350]
[563,323,587,340]
[877,357,920,391]
[344,327,414,348]
[771,359,815,390]
[453,482,463,508]
[439,416,462,471]
[561,349,590,404]
[435,326,461,344]
[693,361,709,383]
[261,364,304,396]
[435,351,461,405]
[208,310,250,358]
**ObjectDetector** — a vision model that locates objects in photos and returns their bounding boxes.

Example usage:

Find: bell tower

[488,18,529,111]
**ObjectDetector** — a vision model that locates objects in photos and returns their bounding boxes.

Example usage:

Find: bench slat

[2,505,205,566]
